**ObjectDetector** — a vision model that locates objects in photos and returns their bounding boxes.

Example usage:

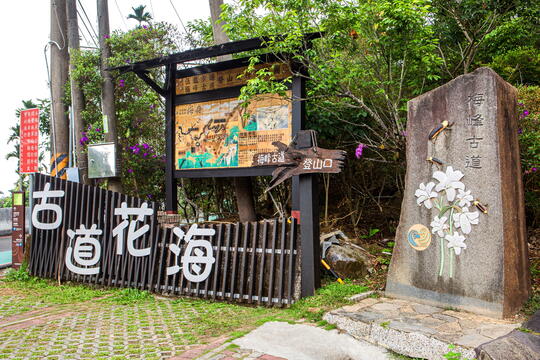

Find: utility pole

[50,0,70,179]
[209,0,257,222]
[97,0,122,192]
[66,0,88,184]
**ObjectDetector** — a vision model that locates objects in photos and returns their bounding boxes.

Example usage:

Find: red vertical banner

[20,108,40,174]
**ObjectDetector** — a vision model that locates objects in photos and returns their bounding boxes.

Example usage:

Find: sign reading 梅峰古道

[175,63,293,171]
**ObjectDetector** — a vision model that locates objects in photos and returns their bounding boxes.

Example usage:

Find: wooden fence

[29,173,299,305]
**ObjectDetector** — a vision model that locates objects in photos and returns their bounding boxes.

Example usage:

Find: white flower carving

[453,207,479,234]
[445,232,466,255]
[456,189,473,207]
[415,182,438,209]
[430,216,449,237]
[433,166,465,201]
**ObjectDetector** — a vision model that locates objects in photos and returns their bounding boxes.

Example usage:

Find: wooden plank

[268,219,278,305]
[107,191,119,287]
[154,227,168,293]
[247,221,258,304]
[211,224,223,300]
[229,223,241,301]
[287,218,297,305]
[221,224,232,300]
[238,222,250,302]
[257,220,268,306]
[278,218,287,306]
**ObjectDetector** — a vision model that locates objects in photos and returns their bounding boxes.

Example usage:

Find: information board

[174,63,293,171]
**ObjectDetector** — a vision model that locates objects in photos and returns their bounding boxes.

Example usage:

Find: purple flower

[355,143,366,159]
[81,131,87,136]
[79,136,89,145]
[150,104,156,110]
[142,25,148,29]
[152,154,157,158]
[119,79,125,87]
[142,143,150,150]
[518,128,523,134]
[523,110,529,117]
[400,130,407,137]
[103,34,110,39]
[533,167,538,172]
[143,153,148,157]
[133,148,140,154]
[518,102,524,107]
[127,169,133,173]
[96,128,101,132]
[87,125,92,130]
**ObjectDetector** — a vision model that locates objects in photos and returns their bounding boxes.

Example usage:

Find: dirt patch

[0,311,73,332]
[0,287,24,297]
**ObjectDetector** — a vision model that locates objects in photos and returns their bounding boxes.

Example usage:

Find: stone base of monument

[323,294,522,360]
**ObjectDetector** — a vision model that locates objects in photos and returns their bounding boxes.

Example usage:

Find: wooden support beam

[110,32,322,73]
[134,71,166,97]
[164,64,177,212]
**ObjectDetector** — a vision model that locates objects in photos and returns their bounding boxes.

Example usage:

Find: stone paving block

[455,333,493,348]
[371,302,402,312]
[413,304,443,315]
[324,297,520,360]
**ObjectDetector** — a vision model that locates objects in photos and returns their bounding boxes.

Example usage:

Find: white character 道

[166,224,216,283]
[32,182,65,230]
[113,202,153,257]
[65,224,102,275]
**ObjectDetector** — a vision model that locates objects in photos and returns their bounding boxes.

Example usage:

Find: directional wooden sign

[258,132,346,191]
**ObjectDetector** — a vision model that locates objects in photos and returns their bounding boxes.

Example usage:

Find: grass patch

[1,271,114,305]
[228,330,249,341]
[283,281,369,322]
[324,323,337,330]
[104,288,154,305]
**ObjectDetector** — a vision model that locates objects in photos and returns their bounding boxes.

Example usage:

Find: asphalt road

[0,236,10,252]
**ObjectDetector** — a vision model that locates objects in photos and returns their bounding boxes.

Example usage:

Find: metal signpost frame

[111,33,322,296]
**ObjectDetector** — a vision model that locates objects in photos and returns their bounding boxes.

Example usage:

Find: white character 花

[65,224,102,275]
[112,202,153,257]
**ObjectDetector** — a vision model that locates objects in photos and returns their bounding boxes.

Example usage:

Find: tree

[127,5,152,27]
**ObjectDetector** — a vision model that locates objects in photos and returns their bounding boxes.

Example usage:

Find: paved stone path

[324,295,524,359]
[0,289,285,359]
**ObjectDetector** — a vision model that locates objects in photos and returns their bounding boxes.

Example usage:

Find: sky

[0,0,214,196]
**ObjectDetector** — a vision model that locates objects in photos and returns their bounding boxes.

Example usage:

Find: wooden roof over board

[110,32,322,74]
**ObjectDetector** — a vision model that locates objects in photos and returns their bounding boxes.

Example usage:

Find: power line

[113,0,128,30]
[77,0,99,40]
[169,0,188,33]
[77,10,98,47]
[149,0,156,21]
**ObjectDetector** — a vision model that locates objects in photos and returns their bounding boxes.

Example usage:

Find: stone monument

[386,67,530,318]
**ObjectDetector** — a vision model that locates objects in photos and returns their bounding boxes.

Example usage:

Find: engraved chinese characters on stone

[65,224,102,275]
[112,202,154,257]
[32,182,65,230]
[166,224,216,283]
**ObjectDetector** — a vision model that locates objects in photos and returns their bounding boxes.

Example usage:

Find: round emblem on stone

[407,224,431,251]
